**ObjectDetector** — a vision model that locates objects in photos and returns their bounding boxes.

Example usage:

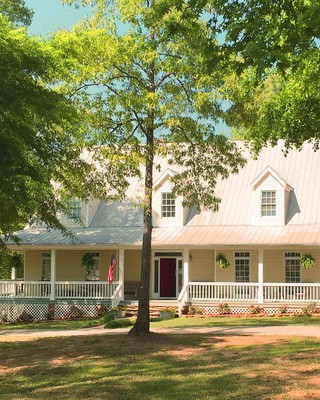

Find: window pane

[234,252,250,282]
[261,191,276,216]
[284,251,301,283]
[162,193,176,218]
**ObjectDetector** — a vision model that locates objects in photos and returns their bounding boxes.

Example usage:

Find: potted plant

[216,253,230,269]
[81,252,95,274]
[301,253,315,269]
[159,307,176,320]
[111,305,127,318]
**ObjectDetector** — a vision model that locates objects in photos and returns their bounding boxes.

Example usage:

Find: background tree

[0,5,109,248]
[56,0,245,335]
[207,0,320,151]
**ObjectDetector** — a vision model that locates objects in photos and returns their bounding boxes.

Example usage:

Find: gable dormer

[60,197,100,228]
[251,166,292,226]
[153,168,185,227]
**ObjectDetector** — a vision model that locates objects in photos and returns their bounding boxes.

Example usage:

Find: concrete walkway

[0,324,320,342]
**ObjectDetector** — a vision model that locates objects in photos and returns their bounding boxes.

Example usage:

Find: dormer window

[162,193,175,218]
[261,191,276,217]
[67,198,81,220]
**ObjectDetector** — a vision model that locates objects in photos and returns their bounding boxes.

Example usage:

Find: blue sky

[24,0,231,136]
[24,0,88,35]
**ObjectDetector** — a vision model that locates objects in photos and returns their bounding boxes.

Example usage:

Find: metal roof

[7,140,320,248]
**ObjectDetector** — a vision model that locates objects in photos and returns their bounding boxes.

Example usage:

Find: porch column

[50,249,56,301]
[183,249,189,301]
[11,267,16,280]
[119,248,124,300]
[258,249,264,304]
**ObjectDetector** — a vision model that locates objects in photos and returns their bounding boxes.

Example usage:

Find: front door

[160,258,176,297]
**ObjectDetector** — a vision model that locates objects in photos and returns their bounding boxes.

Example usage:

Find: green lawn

[1,314,320,331]
[0,333,320,399]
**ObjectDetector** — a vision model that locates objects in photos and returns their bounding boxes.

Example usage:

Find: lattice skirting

[0,303,112,322]
[197,306,303,315]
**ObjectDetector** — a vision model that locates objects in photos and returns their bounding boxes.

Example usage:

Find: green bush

[104,319,134,329]
[17,310,33,323]
[67,306,84,319]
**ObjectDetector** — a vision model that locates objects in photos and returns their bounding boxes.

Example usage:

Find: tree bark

[128,132,153,335]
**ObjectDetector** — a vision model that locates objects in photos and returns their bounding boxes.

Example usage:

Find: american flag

[108,254,117,285]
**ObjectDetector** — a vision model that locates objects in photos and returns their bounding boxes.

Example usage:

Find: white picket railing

[189,282,259,302]
[0,280,118,300]
[0,281,51,299]
[263,283,320,302]
[2,281,320,304]
[55,281,118,299]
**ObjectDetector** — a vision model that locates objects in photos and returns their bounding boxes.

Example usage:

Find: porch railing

[0,280,119,300]
[0,281,51,299]
[55,281,118,300]
[189,282,259,302]
[263,283,320,303]
[188,282,320,304]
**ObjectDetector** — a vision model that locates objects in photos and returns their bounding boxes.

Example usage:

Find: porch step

[124,304,178,318]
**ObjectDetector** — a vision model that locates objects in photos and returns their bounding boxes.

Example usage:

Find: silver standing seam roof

[7,140,320,248]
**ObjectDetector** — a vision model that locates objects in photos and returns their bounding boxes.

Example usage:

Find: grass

[0,333,320,399]
[151,314,320,328]
[0,318,105,331]
[1,314,320,331]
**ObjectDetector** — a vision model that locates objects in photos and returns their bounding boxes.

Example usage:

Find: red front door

[160,258,176,297]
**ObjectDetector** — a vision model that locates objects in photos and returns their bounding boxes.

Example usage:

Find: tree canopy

[0,7,106,246]
[208,0,320,151]
[54,0,245,334]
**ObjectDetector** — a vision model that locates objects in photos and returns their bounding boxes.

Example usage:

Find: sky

[24,0,89,36]
[23,0,231,136]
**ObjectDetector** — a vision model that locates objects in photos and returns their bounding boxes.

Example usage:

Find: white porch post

[258,249,264,304]
[119,248,124,300]
[11,267,16,280]
[183,248,189,300]
[50,249,56,301]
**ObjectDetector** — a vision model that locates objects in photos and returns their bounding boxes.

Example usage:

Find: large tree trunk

[128,18,155,335]
[128,134,153,335]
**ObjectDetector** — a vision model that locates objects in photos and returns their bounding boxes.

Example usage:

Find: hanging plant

[300,253,315,269]
[81,252,95,271]
[216,253,230,269]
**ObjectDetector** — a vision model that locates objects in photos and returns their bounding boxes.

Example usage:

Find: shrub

[101,313,115,324]
[17,310,33,323]
[248,305,263,314]
[279,304,288,314]
[104,319,134,329]
[67,306,84,319]
[188,305,202,315]
[0,312,9,323]
[302,302,318,315]
[96,304,109,317]
[217,303,231,315]
[47,306,55,320]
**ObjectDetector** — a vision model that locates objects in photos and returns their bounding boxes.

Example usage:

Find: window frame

[284,251,301,283]
[41,252,51,281]
[234,251,250,283]
[66,198,82,221]
[261,190,277,217]
[161,192,176,218]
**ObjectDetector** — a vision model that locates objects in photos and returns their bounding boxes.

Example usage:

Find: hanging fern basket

[216,253,230,269]
[301,253,315,269]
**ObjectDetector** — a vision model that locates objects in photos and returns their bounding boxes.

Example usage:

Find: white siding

[252,173,286,226]
[154,179,184,227]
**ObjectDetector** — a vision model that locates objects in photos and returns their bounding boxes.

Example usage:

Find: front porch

[1,280,320,308]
